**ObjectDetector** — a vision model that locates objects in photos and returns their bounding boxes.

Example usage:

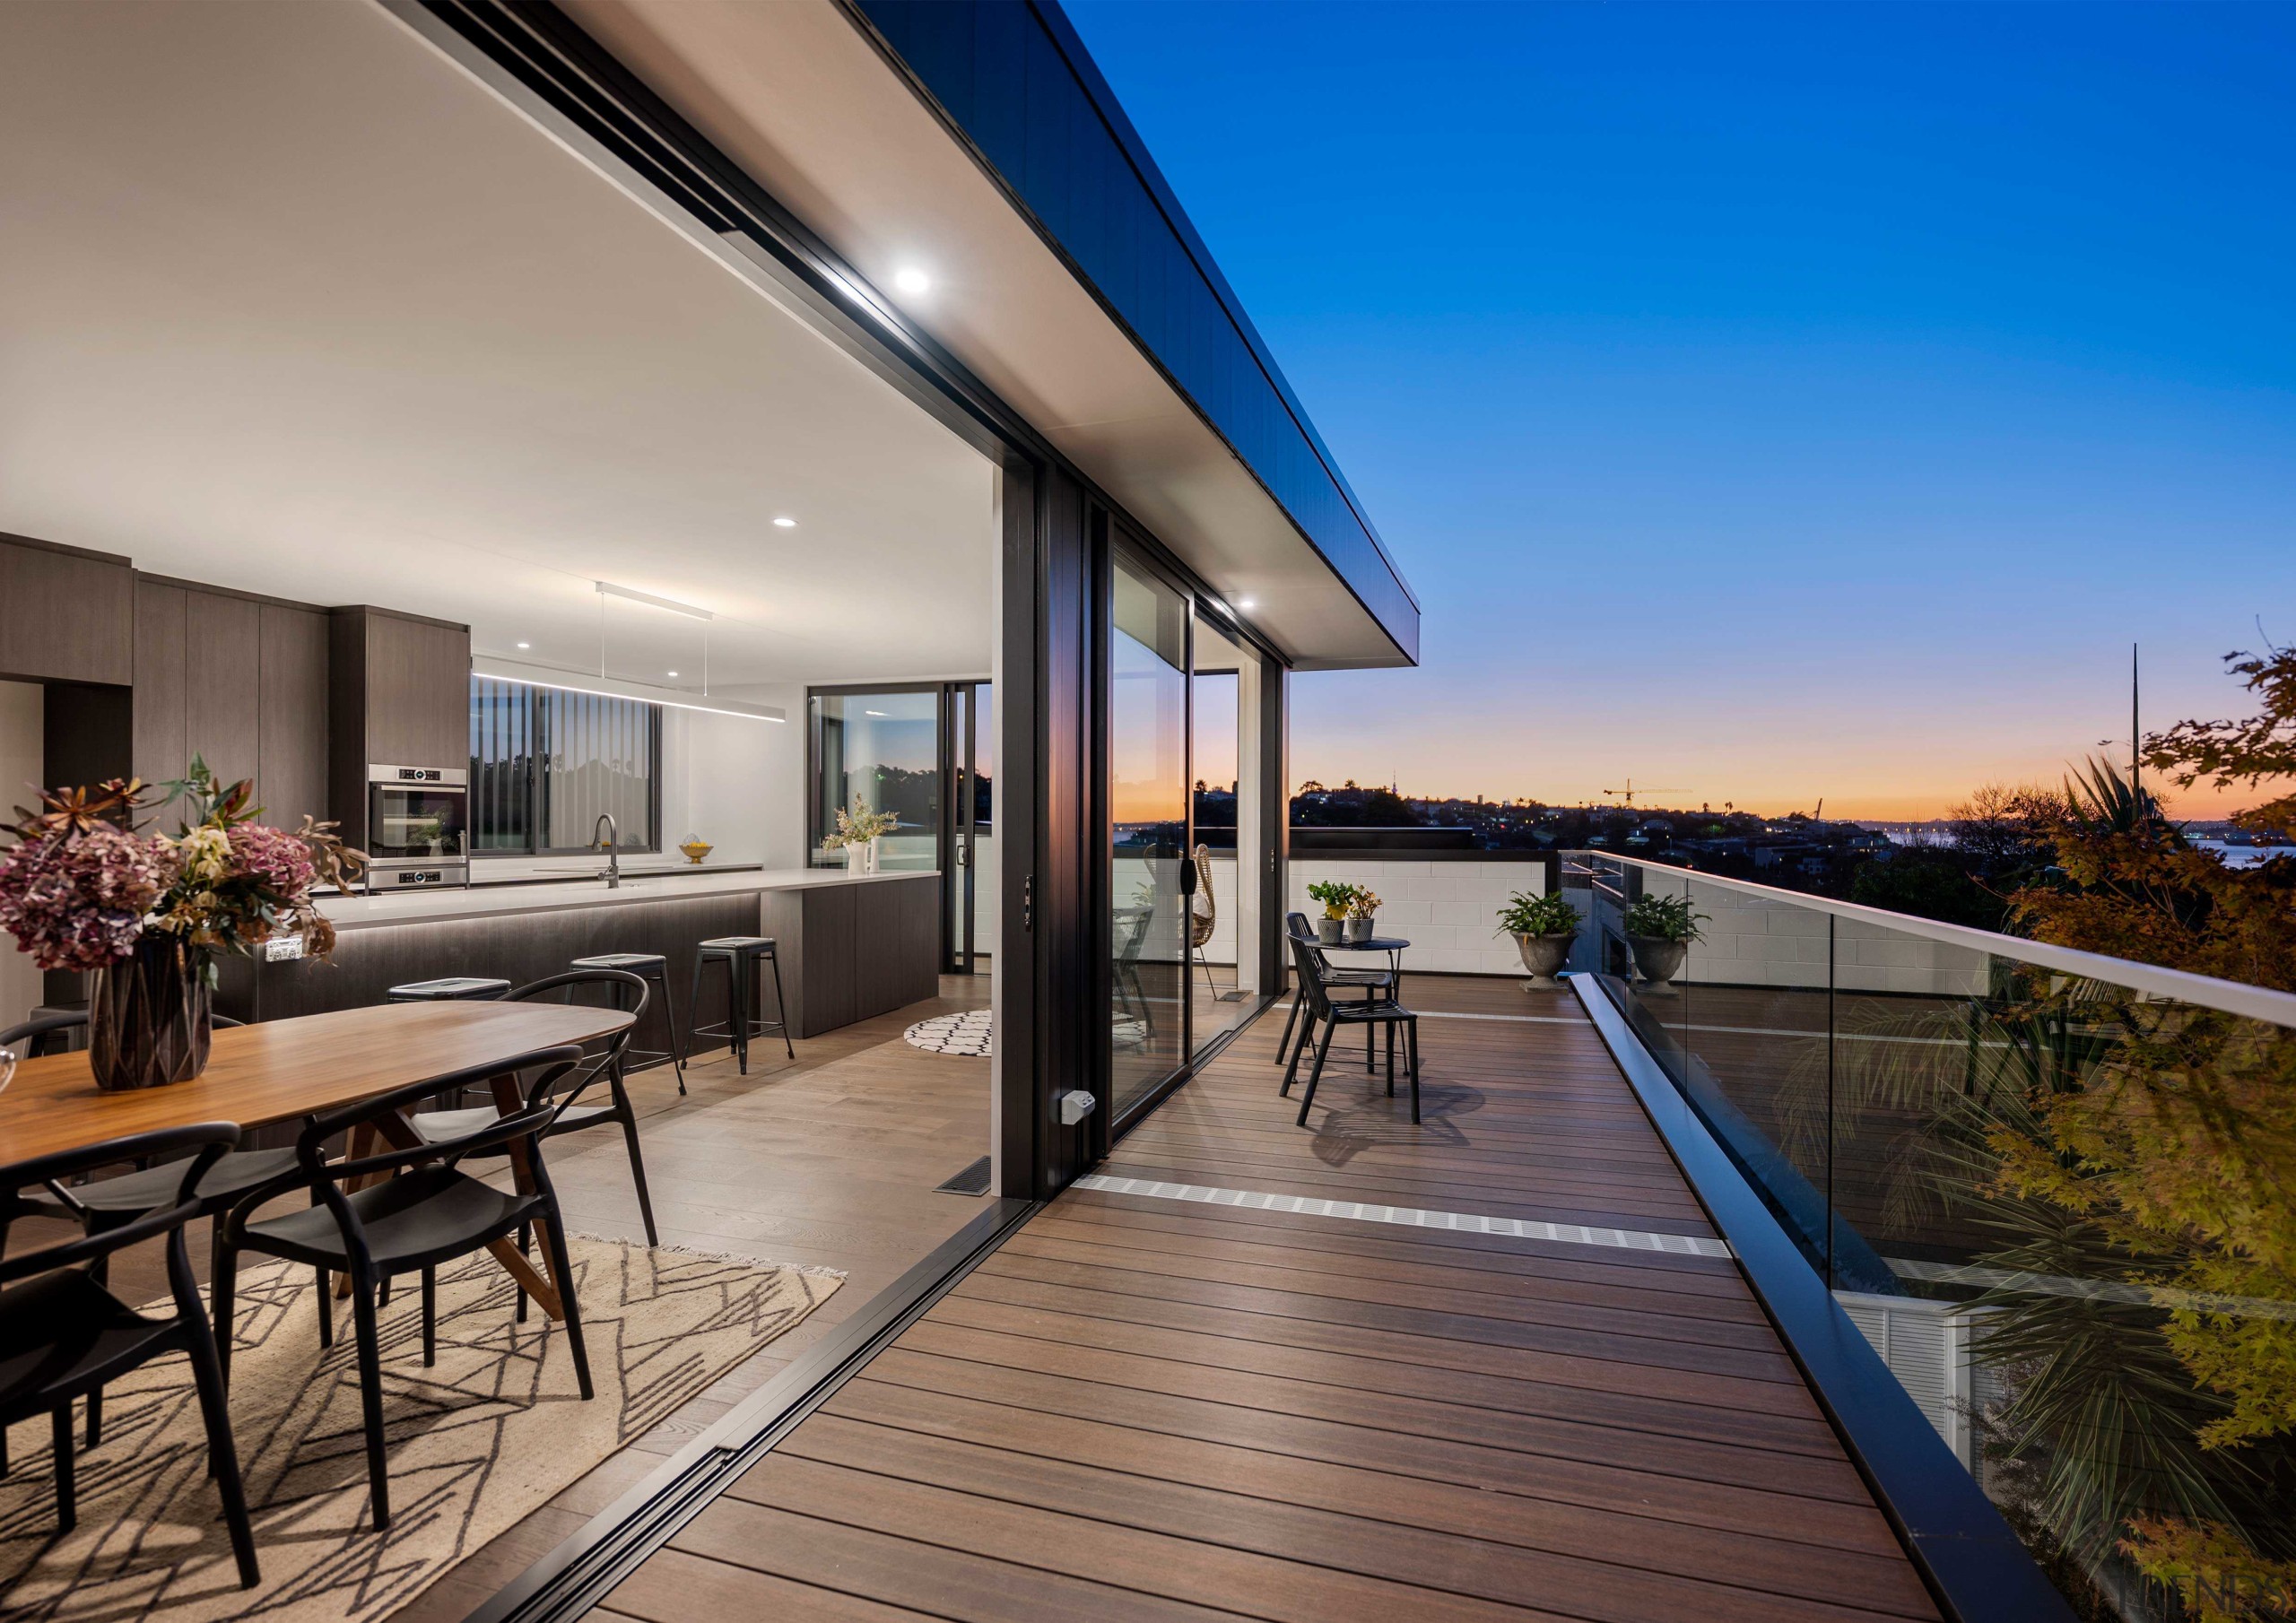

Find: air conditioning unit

[1834,1290,2003,1473]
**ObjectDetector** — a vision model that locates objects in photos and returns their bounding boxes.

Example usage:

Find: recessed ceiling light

[667,671,680,679]
[516,641,531,649]
[893,266,931,295]
[772,516,796,528]
[865,710,888,717]
[1237,597,1257,611]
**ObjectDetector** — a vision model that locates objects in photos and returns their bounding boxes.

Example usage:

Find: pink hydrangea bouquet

[0,759,368,977]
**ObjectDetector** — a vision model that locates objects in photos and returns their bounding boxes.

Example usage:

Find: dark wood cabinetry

[131,577,329,829]
[258,604,330,831]
[0,534,134,687]
[762,875,939,1037]
[328,607,471,848]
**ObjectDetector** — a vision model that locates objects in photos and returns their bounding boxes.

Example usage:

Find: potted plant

[1622,890,1706,994]
[1345,886,1382,944]
[0,760,363,1089]
[823,801,900,874]
[1305,880,1357,945]
[1496,890,1578,989]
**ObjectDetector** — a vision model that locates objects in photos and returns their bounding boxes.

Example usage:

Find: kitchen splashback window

[470,676,658,855]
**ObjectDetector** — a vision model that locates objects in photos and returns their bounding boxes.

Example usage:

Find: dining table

[0,1000,635,1321]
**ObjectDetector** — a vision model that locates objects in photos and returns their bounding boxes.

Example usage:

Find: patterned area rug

[0,1237,839,1622]
[903,1008,992,1056]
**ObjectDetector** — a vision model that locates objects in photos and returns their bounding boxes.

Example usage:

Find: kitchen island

[227,867,939,1044]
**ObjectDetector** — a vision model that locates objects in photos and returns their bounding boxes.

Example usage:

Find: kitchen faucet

[594,812,621,889]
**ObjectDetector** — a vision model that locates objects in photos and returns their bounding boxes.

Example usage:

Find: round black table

[1324,935,1410,1070]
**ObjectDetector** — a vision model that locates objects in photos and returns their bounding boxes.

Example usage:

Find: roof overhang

[544,0,1418,671]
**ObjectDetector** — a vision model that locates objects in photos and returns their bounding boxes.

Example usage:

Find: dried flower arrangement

[0,759,368,978]
[822,801,900,850]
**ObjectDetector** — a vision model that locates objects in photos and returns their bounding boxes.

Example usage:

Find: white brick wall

[1624,869,1991,997]
[1290,857,1551,976]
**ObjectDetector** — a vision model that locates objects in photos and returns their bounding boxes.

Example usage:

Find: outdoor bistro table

[0,1000,633,1321]
[1326,935,1410,1071]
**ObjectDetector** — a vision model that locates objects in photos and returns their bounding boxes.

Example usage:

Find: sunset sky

[1067,2,2296,821]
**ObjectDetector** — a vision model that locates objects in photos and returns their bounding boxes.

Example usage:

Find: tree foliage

[1979,649,2296,1617]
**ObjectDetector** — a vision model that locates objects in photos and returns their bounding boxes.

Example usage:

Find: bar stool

[385,977,510,1107]
[570,952,688,1095]
[689,936,794,1074]
[384,976,511,1004]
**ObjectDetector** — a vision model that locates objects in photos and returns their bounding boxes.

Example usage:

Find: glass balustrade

[1564,853,2296,1622]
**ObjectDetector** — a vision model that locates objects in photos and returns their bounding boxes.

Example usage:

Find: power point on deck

[1058,1089,1096,1125]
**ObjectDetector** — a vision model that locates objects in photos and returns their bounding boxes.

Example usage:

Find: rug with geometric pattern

[902,1007,992,1056]
[0,1237,839,1622]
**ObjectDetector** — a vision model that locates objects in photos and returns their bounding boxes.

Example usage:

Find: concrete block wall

[1290,857,1550,976]
[1629,868,1990,998]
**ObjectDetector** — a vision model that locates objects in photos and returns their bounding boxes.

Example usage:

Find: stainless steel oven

[365,764,469,890]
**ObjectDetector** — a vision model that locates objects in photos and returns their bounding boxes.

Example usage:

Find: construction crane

[1601,780,1683,809]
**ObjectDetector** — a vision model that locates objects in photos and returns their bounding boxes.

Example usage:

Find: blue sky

[1064,1,2296,818]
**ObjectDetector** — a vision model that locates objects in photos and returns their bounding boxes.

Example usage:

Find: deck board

[605,978,1940,1621]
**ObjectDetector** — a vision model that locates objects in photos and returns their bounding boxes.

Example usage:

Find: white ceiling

[0,0,996,692]
[558,0,1413,670]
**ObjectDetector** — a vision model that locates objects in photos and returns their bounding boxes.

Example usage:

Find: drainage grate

[934,1156,992,1196]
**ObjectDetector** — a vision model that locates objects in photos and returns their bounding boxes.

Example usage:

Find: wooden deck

[596,977,1940,1623]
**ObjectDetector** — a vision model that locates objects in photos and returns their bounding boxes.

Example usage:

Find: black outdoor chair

[406,968,658,1248]
[0,1124,261,1588]
[0,1011,303,1455]
[1281,931,1422,1126]
[1274,912,1396,1072]
[214,1046,595,1532]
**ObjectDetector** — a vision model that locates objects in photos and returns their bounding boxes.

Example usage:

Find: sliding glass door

[1190,612,1264,1054]
[1107,549,1191,1118]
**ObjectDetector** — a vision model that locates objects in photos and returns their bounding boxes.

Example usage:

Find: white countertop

[318,866,935,932]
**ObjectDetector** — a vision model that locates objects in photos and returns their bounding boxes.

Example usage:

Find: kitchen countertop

[467,862,766,890]
[317,866,936,932]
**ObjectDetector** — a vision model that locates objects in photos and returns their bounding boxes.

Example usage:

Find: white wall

[1290,856,1551,976]
[0,681,43,1028]
[1633,871,1991,997]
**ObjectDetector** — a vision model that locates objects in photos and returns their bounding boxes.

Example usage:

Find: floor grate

[934,1156,992,1196]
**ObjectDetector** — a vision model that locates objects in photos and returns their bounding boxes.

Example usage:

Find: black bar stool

[385,978,510,1107]
[570,952,688,1095]
[689,936,793,1074]
[384,976,511,1004]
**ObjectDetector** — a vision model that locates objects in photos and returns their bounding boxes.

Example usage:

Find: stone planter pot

[1511,932,1572,990]
[90,934,212,1090]
[1317,916,1344,946]
[1345,916,1375,944]
[1629,933,1690,994]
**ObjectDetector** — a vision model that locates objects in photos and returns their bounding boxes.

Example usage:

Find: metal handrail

[1562,849,2296,1030]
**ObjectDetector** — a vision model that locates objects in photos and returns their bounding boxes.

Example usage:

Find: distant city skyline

[1067,2,2296,822]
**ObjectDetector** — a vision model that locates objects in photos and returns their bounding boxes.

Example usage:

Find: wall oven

[366,764,469,890]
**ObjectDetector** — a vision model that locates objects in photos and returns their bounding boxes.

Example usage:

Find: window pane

[469,676,534,852]
[540,687,656,850]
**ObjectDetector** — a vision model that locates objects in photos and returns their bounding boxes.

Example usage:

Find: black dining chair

[1274,912,1396,1072]
[0,1011,306,1453]
[1281,931,1422,1126]
[405,968,659,1248]
[0,1124,261,1589]
[214,1046,595,1533]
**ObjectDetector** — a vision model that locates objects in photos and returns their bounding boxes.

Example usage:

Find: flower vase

[89,935,212,1090]
[846,838,880,876]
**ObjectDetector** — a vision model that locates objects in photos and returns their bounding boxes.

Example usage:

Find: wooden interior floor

[7,973,992,1623]
[594,975,1942,1623]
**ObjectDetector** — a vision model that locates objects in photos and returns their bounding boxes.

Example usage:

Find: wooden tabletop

[0,1001,635,1164]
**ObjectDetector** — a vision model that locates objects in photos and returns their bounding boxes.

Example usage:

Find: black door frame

[805,679,991,977]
